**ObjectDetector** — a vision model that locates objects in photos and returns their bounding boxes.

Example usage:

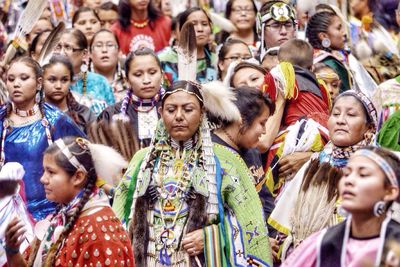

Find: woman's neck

[131,8,148,21]
[13,101,35,111]
[215,125,240,150]
[231,29,255,44]
[94,66,116,83]
[197,47,206,59]
[351,213,386,239]
[47,98,68,112]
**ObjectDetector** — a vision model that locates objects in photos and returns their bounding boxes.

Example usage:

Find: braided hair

[39,137,97,267]
[306,11,336,52]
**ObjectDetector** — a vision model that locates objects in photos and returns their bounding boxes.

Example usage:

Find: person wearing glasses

[56,29,115,115]
[90,29,128,102]
[217,38,253,81]
[215,0,259,57]
[258,1,297,60]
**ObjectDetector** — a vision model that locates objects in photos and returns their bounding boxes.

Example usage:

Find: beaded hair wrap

[353,149,398,187]
[54,139,88,173]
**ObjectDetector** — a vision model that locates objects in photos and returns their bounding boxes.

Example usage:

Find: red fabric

[55,207,134,267]
[283,91,329,128]
[111,16,171,54]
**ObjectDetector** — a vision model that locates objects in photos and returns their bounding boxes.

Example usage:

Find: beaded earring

[322,38,331,49]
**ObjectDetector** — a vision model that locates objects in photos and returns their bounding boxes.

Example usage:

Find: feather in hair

[201,81,241,122]
[1,0,48,66]
[209,11,237,33]
[177,21,197,82]
[88,143,128,186]
[38,22,66,66]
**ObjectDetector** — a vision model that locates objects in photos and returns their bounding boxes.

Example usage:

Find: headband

[316,72,340,81]
[55,139,87,173]
[353,149,398,187]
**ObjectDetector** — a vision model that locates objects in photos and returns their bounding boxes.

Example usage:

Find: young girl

[1,56,85,220]
[111,0,171,54]
[4,137,134,267]
[43,55,96,133]
[97,47,164,150]
[55,29,115,114]
[90,29,127,102]
[158,7,217,83]
[72,6,102,44]
[229,61,266,88]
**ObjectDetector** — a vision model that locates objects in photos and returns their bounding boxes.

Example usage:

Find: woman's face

[31,31,51,61]
[40,154,82,204]
[130,0,150,11]
[161,91,203,142]
[229,0,256,31]
[328,96,370,147]
[326,16,346,50]
[56,33,86,73]
[29,19,53,41]
[186,11,212,48]
[73,11,101,43]
[127,55,162,99]
[97,9,118,30]
[237,105,270,149]
[91,31,119,72]
[218,43,252,80]
[83,0,103,9]
[6,62,41,108]
[43,63,71,104]
[339,155,393,214]
[232,67,264,89]
[161,0,172,17]
[315,67,341,101]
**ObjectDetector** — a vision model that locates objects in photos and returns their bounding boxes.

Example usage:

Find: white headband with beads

[55,139,87,173]
[354,149,398,187]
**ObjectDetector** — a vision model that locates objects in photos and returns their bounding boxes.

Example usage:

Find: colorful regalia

[0,103,85,220]
[158,47,217,84]
[268,90,378,260]
[70,71,115,115]
[113,120,272,266]
[282,216,400,267]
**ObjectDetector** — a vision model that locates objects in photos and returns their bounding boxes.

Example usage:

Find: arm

[5,217,28,267]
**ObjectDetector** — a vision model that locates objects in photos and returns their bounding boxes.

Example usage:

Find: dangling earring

[80,61,88,73]
[322,38,331,48]
[364,130,374,143]
[373,201,386,217]
[35,90,41,104]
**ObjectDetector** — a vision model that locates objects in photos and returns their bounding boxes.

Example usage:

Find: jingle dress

[0,103,85,220]
[113,121,272,267]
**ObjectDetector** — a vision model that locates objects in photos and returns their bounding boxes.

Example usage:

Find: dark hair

[230,61,267,87]
[99,1,118,12]
[306,11,337,51]
[43,54,74,80]
[89,29,120,52]
[62,28,88,50]
[221,86,275,131]
[162,80,203,107]
[40,136,97,266]
[29,30,51,56]
[278,39,314,69]
[72,6,101,26]
[179,7,211,31]
[217,38,251,78]
[117,0,162,31]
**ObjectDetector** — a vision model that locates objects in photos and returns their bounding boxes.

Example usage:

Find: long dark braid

[27,137,98,266]
[306,11,336,52]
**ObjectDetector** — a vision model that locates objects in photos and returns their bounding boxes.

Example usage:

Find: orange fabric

[111,16,171,54]
[54,207,134,267]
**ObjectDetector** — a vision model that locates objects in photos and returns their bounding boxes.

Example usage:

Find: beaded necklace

[13,103,39,117]
[131,87,165,112]
[0,107,52,168]
[131,19,149,28]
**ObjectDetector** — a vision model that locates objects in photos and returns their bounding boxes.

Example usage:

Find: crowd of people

[0,0,400,266]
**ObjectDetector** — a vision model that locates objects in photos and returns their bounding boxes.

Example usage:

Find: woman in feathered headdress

[113,22,272,267]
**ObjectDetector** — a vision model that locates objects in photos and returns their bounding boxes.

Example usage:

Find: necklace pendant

[163,200,175,212]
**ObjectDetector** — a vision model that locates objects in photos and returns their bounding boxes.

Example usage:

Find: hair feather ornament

[1,0,48,66]
[177,21,197,82]
[38,22,66,66]
[88,143,128,186]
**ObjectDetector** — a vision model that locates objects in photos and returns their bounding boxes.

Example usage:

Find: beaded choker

[131,19,149,28]
[131,88,164,112]
[13,104,39,117]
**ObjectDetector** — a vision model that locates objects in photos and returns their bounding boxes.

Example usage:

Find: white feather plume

[354,39,373,59]
[209,11,237,33]
[201,81,241,122]
[88,144,128,186]
[296,0,318,16]
[177,22,197,82]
